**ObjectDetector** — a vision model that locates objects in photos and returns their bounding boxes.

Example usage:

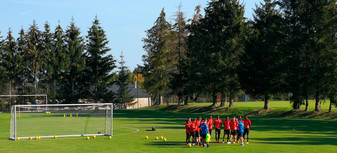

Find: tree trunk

[305,95,309,111]
[220,93,226,106]
[160,95,163,105]
[212,93,217,106]
[329,97,335,113]
[315,91,321,112]
[9,81,12,102]
[229,93,234,108]
[183,96,189,105]
[71,80,75,103]
[178,95,182,105]
[264,94,269,109]
[53,78,56,103]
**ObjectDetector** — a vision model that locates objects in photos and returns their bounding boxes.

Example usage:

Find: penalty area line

[113,127,140,136]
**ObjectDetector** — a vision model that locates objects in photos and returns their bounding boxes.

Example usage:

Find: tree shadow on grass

[145,141,187,148]
[254,136,337,146]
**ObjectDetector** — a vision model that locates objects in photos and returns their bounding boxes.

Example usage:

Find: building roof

[108,83,150,98]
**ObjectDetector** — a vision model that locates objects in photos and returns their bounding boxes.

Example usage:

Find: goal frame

[9,103,113,140]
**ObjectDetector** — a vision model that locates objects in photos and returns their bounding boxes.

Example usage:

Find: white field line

[114,127,140,136]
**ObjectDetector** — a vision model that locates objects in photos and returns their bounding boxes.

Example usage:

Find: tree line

[0,17,133,110]
[140,0,337,112]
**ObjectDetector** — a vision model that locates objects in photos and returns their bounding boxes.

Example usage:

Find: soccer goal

[9,103,113,140]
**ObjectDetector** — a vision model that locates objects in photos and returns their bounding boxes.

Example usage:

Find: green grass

[144,100,337,120]
[0,101,337,153]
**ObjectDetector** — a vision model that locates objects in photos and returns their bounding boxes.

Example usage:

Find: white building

[108,83,151,109]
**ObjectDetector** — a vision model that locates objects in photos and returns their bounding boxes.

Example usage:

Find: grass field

[0,101,337,153]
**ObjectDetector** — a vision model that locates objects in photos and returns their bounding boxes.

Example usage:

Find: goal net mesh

[10,103,113,140]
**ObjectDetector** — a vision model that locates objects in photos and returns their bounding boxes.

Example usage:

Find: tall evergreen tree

[50,23,69,103]
[169,4,189,105]
[188,0,246,107]
[26,21,44,95]
[280,0,337,111]
[239,0,285,109]
[280,0,308,109]
[16,28,29,96]
[63,18,85,103]
[116,52,133,109]
[40,22,54,97]
[184,5,204,104]
[2,29,19,97]
[142,8,173,105]
[84,16,116,103]
[0,32,5,92]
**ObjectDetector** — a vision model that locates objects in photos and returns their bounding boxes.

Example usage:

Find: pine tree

[0,32,5,92]
[314,0,337,112]
[84,16,116,103]
[16,28,29,97]
[50,23,69,103]
[40,22,54,98]
[63,18,85,103]
[116,52,133,109]
[2,29,19,97]
[239,0,285,109]
[26,21,43,95]
[280,0,337,111]
[280,0,307,109]
[142,8,173,105]
[184,5,204,104]
[169,4,189,105]
[188,0,246,107]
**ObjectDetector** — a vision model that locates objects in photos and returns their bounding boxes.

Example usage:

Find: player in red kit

[207,115,213,141]
[244,116,251,144]
[196,117,202,146]
[190,119,197,145]
[214,115,222,143]
[222,117,231,144]
[229,116,238,144]
[185,119,192,144]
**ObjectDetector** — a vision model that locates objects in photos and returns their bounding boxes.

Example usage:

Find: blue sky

[0,0,263,71]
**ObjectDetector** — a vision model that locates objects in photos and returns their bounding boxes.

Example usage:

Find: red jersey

[214,119,222,129]
[231,120,238,130]
[207,119,214,129]
[196,120,201,132]
[223,120,231,130]
[244,119,251,129]
[190,122,196,133]
[185,122,191,133]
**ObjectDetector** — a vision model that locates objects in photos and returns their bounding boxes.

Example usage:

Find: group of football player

[185,115,251,147]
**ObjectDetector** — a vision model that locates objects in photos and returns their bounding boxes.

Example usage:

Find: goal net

[10,103,113,140]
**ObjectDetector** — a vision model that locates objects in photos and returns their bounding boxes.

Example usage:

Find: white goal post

[9,103,113,140]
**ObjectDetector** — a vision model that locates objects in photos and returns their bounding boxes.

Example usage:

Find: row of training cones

[145,136,167,142]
